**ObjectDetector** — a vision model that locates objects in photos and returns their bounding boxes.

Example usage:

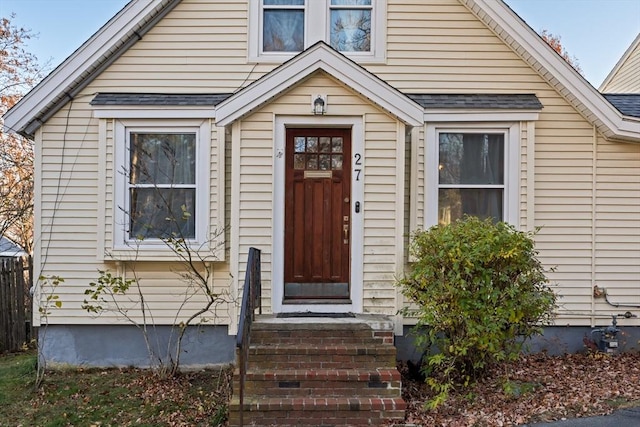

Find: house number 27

[354,153,362,181]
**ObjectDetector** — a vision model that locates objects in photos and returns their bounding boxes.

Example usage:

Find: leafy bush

[398,217,556,407]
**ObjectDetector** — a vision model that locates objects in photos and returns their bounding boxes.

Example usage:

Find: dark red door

[284,128,351,300]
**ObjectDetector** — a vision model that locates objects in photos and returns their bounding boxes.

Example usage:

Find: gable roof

[3,0,180,139]
[461,0,640,142]
[0,236,26,258]
[215,42,423,127]
[3,0,640,142]
[599,33,640,93]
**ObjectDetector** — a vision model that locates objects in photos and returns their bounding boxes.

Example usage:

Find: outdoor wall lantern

[312,94,327,115]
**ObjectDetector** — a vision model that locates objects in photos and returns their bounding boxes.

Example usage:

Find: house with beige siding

[4,0,640,368]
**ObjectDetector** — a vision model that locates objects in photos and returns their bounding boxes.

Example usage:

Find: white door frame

[272,115,364,313]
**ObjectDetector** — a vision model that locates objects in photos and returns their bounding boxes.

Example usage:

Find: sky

[1,0,639,89]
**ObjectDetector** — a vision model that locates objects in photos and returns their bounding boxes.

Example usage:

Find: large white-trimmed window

[249,0,386,62]
[113,119,210,251]
[425,123,520,227]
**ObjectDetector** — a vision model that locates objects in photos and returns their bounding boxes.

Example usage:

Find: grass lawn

[0,351,231,427]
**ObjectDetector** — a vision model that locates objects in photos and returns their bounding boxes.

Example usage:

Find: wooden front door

[284,128,351,300]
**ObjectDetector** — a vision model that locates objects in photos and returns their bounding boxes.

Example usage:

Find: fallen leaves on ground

[397,352,640,426]
[23,366,233,427]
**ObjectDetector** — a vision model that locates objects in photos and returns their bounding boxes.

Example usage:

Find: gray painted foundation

[38,324,236,368]
[38,323,640,368]
[395,325,640,363]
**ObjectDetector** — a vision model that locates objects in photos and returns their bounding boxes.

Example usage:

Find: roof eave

[463,0,640,143]
[215,43,424,127]
[2,0,181,140]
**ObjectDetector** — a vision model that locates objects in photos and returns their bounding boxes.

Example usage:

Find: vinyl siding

[33,0,640,328]
[593,137,640,317]
[600,38,640,93]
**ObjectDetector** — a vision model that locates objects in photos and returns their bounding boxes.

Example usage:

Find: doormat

[276,312,356,318]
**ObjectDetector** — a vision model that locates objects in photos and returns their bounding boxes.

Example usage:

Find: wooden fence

[0,256,33,353]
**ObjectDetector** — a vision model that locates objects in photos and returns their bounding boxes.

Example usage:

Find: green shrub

[398,216,556,407]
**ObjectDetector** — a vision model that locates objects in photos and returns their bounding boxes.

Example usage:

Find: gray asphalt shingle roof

[602,94,640,118]
[0,236,26,257]
[90,93,233,106]
[406,93,543,109]
[91,92,544,111]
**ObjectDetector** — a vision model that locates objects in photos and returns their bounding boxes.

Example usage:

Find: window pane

[263,10,304,52]
[130,188,196,239]
[332,137,343,153]
[130,133,196,185]
[439,133,504,185]
[319,137,331,153]
[331,154,343,170]
[438,188,503,225]
[294,154,305,169]
[294,136,306,153]
[307,137,318,152]
[330,9,371,52]
[319,154,331,170]
[306,156,318,170]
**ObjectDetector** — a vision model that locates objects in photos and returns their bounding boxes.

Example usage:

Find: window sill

[103,245,222,262]
[247,52,386,65]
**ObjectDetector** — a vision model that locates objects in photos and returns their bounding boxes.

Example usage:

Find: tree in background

[541,29,583,75]
[1,14,48,253]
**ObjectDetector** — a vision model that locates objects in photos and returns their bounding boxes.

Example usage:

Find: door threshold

[276,312,355,318]
[283,299,352,305]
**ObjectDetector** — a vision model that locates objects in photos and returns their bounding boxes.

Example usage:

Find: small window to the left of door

[127,132,197,241]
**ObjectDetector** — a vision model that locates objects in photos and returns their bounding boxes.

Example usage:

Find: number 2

[354,153,362,181]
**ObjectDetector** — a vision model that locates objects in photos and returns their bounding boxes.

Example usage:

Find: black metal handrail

[236,247,261,427]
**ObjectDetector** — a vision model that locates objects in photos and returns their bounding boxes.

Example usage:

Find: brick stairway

[229,314,406,426]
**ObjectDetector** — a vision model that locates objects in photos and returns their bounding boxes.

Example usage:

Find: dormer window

[263,0,305,52]
[330,0,372,52]
[249,0,386,63]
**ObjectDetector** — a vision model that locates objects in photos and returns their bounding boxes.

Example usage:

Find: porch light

[312,95,327,115]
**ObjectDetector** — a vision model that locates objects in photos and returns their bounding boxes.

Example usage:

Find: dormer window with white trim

[249,0,386,63]
[329,0,372,52]
[263,0,305,52]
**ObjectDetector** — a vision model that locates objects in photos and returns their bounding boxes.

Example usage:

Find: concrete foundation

[38,324,236,368]
[395,325,640,363]
[37,321,640,368]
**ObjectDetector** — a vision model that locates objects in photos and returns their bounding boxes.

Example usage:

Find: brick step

[228,396,406,427]
[247,344,396,370]
[250,323,394,346]
[230,316,405,426]
[233,368,401,398]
